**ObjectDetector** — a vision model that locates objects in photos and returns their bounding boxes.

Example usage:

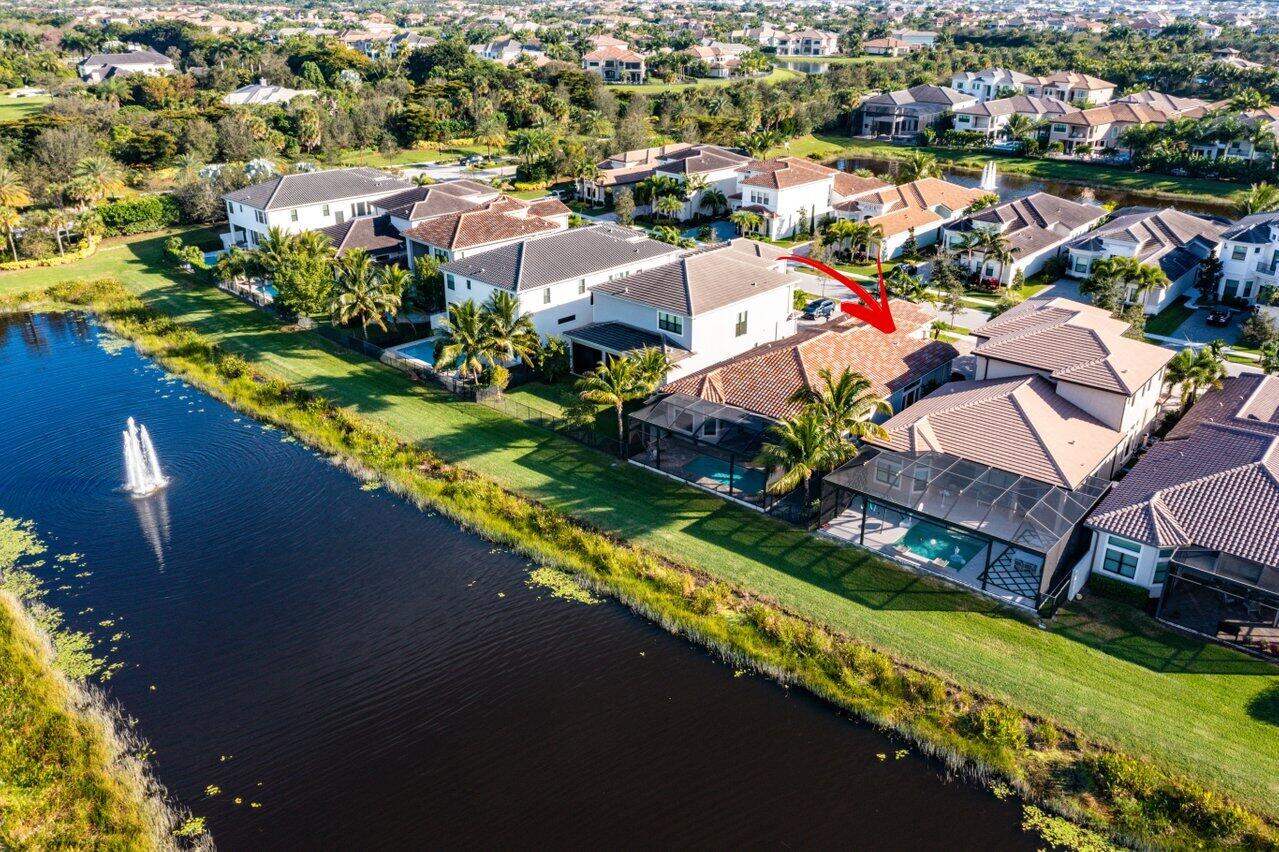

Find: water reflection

[131,487,171,569]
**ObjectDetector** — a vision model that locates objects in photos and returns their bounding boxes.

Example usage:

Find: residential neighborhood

[0,0,1277,846]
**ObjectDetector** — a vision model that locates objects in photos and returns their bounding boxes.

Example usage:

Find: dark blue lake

[0,311,1034,849]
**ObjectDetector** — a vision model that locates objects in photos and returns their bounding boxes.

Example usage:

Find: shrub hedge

[96,195,184,237]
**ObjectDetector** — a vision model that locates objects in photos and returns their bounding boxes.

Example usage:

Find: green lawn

[786,134,1246,209]
[337,144,491,168]
[607,67,801,94]
[0,91,50,122]
[1145,297,1197,337]
[3,230,1277,817]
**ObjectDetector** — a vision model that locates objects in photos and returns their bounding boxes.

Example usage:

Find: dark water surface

[836,155,1231,217]
[0,312,1035,850]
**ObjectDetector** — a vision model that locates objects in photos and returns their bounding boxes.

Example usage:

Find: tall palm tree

[897,150,941,183]
[1238,182,1279,217]
[977,230,1018,284]
[699,187,728,217]
[789,367,891,448]
[47,208,73,256]
[632,346,677,388]
[434,300,495,383]
[1084,255,1169,311]
[681,173,709,218]
[0,167,31,208]
[654,193,684,223]
[575,355,649,448]
[331,249,400,339]
[849,221,884,261]
[254,226,295,277]
[482,290,540,367]
[72,157,126,204]
[825,218,856,257]
[755,410,837,503]
[0,206,20,262]
[1163,346,1226,409]
[729,209,764,236]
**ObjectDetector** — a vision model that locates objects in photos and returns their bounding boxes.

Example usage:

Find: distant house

[78,50,175,83]
[576,143,694,207]
[652,144,753,220]
[775,28,839,56]
[222,80,317,106]
[889,29,938,47]
[1046,102,1186,156]
[862,37,919,57]
[470,35,548,66]
[1083,374,1279,657]
[854,85,977,138]
[1065,206,1228,313]
[1023,72,1116,106]
[731,24,786,48]
[582,46,647,83]
[941,192,1107,284]
[684,42,751,78]
[949,68,1035,102]
[832,177,989,258]
[1189,106,1279,162]
[952,95,1079,139]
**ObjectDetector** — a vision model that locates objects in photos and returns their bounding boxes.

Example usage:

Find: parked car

[1206,308,1233,327]
[460,154,485,166]
[801,298,836,320]
[900,262,919,276]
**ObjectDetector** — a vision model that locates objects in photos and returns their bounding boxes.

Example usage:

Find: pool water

[683,220,738,243]
[391,338,437,364]
[683,455,766,495]
[900,521,984,566]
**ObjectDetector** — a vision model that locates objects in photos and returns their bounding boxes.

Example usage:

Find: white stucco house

[731,157,891,240]
[833,178,989,259]
[1218,211,1279,305]
[78,50,175,83]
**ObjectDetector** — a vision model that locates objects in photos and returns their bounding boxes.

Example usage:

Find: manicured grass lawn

[786,134,1246,208]
[0,91,50,121]
[1145,296,1197,337]
[337,144,490,168]
[607,67,801,94]
[3,230,1278,816]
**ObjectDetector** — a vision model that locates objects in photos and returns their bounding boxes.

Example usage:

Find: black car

[801,298,836,320]
[1206,308,1233,327]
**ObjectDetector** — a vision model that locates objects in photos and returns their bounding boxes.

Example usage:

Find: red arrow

[780,254,897,334]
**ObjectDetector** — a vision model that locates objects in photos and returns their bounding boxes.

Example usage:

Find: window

[557,314,576,325]
[290,209,298,222]
[1074,259,1088,274]
[1232,245,1248,261]
[657,311,683,334]
[911,464,930,492]
[874,462,901,487]
[322,204,330,217]
[702,418,718,436]
[543,288,552,304]
[1052,124,1067,133]
[446,274,455,291]
[353,201,368,216]
[254,209,267,224]
[735,311,748,337]
[335,211,345,225]
[578,279,587,295]
[1153,548,1174,585]
[1101,535,1141,579]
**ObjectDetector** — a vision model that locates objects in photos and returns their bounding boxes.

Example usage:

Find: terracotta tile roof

[1087,376,1279,567]
[856,177,989,215]
[584,46,646,62]
[866,206,943,237]
[738,156,839,190]
[1030,71,1115,90]
[402,206,559,250]
[526,197,572,217]
[972,297,1173,394]
[663,302,955,420]
[833,172,892,198]
[867,375,1125,489]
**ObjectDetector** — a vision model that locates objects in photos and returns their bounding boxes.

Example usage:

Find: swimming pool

[682,455,766,495]
[683,220,738,243]
[389,337,437,366]
[899,520,984,567]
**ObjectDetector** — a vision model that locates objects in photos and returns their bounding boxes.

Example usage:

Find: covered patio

[564,322,690,376]
[1157,549,1279,659]
[628,392,778,509]
[818,447,1110,612]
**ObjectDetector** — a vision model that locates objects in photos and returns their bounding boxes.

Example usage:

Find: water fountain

[122,417,167,496]
[979,160,998,192]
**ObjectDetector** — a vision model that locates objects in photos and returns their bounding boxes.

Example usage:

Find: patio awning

[1171,548,1279,601]
[564,322,692,361]
[823,446,1111,556]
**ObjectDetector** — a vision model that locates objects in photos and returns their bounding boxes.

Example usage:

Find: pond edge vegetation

[0,514,210,850]
[5,278,1277,851]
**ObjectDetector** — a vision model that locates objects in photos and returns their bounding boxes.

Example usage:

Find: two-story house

[854,85,977,139]
[940,192,1107,284]
[949,68,1035,102]
[582,46,647,84]
[220,167,414,250]
[652,145,753,220]
[731,157,891,240]
[833,177,989,258]
[437,224,683,340]
[402,196,571,265]
[1023,72,1116,106]
[952,95,1079,140]
[1046,102,1178,156]
[1217,211,1279,305]
[1065,207,1228,313]
[775,28,840,56]
[576,143,694,207]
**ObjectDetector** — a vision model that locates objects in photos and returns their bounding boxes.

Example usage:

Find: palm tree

[788,367,891,449]
[956,230,982,276]
[654,193,684,223]
[482,290,540,367]
[254,226,295,277]
[47,208,73,256]
[729,209,763,236]
[1002,113,1038,146]
[886,265,933,302]
[331,249,401,339]
[1260,340,1279,376]
[72,157,126,204]
[1238,182,1279,217]
[0,206,20,262]
[434,299,495,383]
[509,128,554,168]
[849,221,884,261]
[1162,347,1225,409]
[171,153,203,181]
[0,167,31,208]
[681,173,709,218]
[755,410,837,503]
[699,187,728,217]
[976,230,1018,284]
[1084,255,1169,312]
[825,218,856,258]
[575,355,649,449]
[897,151,941,183]
[632,346,677,388]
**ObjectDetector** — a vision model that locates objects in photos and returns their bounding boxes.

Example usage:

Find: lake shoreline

[5,279,1272,850]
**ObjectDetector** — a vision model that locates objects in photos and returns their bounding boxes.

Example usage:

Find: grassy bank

[4,276,1278,848]
[2,232,1278,822]
[788,134,1245,209]
[0,513,205,849]
[607,67,801,94]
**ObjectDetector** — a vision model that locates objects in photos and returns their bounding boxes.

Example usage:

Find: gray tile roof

[1067,206,1228,282]
[317,214,404,255]
[223,167,413,211]
[1222,212,1279,243]
[1086,377,1279,568]
[863,85,973,107]
[592,240,796,315]
[655,144,751,175]
[82,50,171,66]
[949,192,1106,258]
[564,321,691,359]
[438,224,678,291]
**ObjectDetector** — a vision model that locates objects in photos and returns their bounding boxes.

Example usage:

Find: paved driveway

[1036,277,1087,304]
[1161,306,1244,345]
